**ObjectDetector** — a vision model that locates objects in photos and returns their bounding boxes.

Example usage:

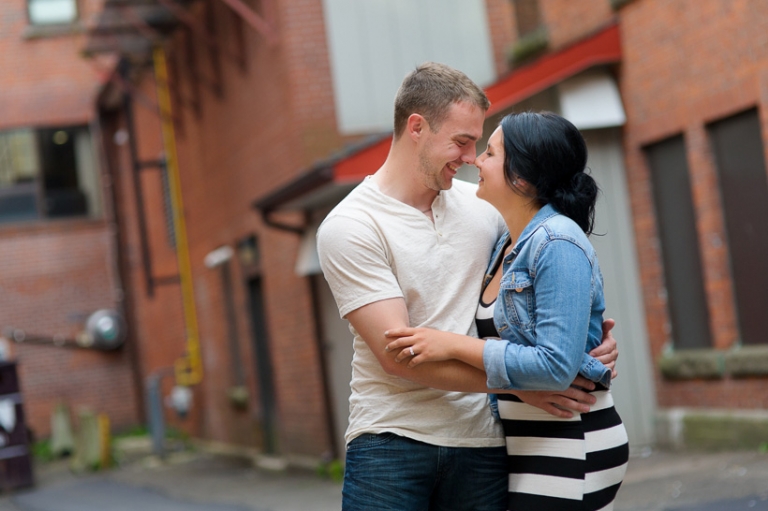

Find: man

[317,62,618,511]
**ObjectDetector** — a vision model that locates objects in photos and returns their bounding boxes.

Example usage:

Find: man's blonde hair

[393,62,490,139]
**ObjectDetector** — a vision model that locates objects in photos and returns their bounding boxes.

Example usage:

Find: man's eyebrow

[455,133,479,141]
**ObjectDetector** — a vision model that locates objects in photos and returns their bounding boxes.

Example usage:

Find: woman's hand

[384,327,463,367]
[591,318,619,378]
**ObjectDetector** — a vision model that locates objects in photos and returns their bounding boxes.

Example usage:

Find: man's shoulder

[321,181,377,227]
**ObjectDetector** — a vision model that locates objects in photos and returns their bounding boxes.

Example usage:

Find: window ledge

[659,345,768,380]
[22,22,85,40]
[0,217,106,237]
[507,27,550,68]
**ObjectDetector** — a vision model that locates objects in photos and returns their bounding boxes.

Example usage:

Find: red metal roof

[255,24,621,212]
[331,24,621,183]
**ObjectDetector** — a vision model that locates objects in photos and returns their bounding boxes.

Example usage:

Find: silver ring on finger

[409,347,415,357]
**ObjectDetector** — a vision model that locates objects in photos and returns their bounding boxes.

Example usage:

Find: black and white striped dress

[477,298,629,511]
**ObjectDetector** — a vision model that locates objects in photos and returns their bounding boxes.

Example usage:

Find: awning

[254,24,621,215]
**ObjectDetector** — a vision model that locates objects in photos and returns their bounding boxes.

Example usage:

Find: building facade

[254,0,768,453]
[0,0,140,439]
[7,0,766,461]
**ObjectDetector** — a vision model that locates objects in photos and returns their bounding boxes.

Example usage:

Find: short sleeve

[316,214,404,318]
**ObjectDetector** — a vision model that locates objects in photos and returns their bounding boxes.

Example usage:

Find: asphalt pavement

[0,446,766,511]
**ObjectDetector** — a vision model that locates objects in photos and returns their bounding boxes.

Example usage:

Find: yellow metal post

[153,46,203,386]
[98,413,112,469]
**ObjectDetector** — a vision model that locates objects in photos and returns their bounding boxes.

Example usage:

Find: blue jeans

[342,433,507,511]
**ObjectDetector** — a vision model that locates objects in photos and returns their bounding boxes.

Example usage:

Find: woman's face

[475,127,510,207]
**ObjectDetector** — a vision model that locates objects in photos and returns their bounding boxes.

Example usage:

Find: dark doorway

[247,276,277,453]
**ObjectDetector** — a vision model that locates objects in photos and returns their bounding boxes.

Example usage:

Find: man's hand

[590,318,618,378]
[511,376,597,418]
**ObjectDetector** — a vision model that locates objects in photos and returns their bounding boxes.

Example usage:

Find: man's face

[416,101,485,192]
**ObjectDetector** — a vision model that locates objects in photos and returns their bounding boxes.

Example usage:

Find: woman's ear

[512,177,536,196]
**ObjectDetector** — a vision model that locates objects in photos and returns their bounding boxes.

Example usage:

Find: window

[509,0,548,65]
[27,0,77,25]
[644,135,713,349]
[513,0,543,38]
[707,109,768,346]
[0,126,100,223]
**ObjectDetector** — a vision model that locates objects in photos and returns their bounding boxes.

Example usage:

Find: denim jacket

[483,204,612,400]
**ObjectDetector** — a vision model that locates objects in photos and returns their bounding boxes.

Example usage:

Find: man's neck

[371,146,439,212]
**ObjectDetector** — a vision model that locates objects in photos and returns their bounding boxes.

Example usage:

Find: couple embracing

[318,62,629,511]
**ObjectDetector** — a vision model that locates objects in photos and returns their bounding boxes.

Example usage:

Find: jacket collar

[506,204,560,257]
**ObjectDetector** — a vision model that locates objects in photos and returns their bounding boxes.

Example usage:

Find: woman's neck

[500,201,540,247]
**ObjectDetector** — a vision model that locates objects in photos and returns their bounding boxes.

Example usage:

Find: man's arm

[346,298,595,417]
[346,298,491,392]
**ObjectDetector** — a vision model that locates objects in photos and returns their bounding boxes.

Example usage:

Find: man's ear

[406,113,427,141]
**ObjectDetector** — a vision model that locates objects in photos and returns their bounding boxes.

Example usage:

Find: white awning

[557,68,626,130]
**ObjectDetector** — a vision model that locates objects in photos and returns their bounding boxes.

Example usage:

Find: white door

[584,128,657,451]
[315,275,354,460]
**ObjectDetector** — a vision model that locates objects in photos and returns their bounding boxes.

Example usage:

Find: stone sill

[507,27,549,67]
[22,22,85,40]
[659,345,768,380]
[656,407,768,451]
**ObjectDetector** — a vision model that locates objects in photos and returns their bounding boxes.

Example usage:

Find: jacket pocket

[499,270,535,331]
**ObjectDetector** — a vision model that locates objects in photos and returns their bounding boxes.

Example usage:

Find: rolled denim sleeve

[581,352,612,388]
[484,339,514,389]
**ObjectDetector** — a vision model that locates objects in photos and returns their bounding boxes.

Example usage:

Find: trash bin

[0,361,33,491]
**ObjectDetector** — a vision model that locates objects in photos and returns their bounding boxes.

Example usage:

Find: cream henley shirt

[317,177,506,447]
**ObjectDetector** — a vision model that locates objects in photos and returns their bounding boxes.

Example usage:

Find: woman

[385,112,630,510]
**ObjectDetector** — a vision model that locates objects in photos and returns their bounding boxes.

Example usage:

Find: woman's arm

[384,302,619,378]
[485,239,600,391]
[384,327,486,370]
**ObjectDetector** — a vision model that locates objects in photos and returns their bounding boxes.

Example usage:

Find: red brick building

[248,0,768,452]
[86,0,521,460]
[0,0,139,439]
[6,0,767,462]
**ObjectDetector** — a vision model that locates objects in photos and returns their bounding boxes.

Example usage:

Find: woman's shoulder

[541,213,590,244]
[524,213,597,266]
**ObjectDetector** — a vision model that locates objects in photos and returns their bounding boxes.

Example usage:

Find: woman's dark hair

[500,111,598,235]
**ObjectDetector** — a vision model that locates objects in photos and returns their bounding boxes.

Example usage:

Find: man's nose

[461,146,476,164]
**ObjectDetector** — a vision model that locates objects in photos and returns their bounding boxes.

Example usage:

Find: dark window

[707,109,768,346]
[27,0,78,25]
[513,0,543,38]
[0,129,40,222]
[0,125,99,224]
[644,135,713,349]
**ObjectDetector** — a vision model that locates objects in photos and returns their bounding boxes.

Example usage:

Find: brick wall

[106,0,338,456]
[0,0,140,438]
[0,0,107,130]
[484,0,516,77]
[617,0,768,408]
[540,0,615,50]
